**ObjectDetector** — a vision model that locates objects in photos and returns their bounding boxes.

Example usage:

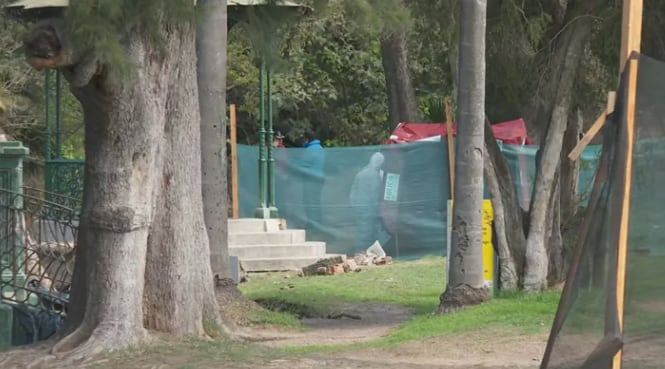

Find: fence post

[0,141,29,350]
[0,141,29,195]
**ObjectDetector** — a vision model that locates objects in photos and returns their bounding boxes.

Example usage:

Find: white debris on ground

[301,241,393,276]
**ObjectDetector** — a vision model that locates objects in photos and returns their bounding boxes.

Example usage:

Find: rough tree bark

[560,109,583,220]
[523,4,597,292]
[545,166,564,286]
[438,0,489,314]
[380,29,421,126]
[23,16,221,356]
[483,117,525,290]
[197,0,231,280]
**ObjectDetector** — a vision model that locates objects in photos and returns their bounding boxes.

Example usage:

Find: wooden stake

[620,0,644,72]
[612,59,639,369]
[230,104,240,219]
[614,0,643,366]
[445,97,455,199]
[568,92,616,161]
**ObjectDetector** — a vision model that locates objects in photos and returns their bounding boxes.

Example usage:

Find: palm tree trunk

[438,0,489,314]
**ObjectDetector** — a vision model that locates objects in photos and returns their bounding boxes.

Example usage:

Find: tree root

[0,345,55,369]
[22,320,150,368]
[50,323,92,354]
[437,284,489,315]
[26,354,57,369]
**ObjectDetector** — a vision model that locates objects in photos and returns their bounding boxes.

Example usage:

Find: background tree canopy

[2,0,664,151]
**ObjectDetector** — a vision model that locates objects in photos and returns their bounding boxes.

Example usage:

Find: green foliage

[341,0,412,35]
[59,89,85,159]
[3,0,658,155]
[234,3,307,71]
[407,0,456,115]
[227,2,389,146]
[0,5,49,158]
[418,96,457,125]
[63,0,198,77]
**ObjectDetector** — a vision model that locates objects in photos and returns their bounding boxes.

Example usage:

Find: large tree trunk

[523,9,596,292]
[24,17,220,356]
[380,30,421,126]
[143,26,221,335]
[483,117,525,290]
[438,0,489,314]
[197,0,231,280]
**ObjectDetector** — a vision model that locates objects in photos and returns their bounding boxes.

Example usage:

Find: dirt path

[236,302,546,369]
[237,302,415,346]
[344,330,547,369]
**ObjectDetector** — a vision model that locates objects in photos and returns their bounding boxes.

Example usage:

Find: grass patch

[239,256,561,352]
[281,290,560,354]
[246,305,304,328]
[240,255,446,314]
[379,290,559,344]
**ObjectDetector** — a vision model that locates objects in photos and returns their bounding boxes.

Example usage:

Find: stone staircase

[228,218,335,272]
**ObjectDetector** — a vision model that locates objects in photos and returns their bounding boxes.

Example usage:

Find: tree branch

[23,19,100,87]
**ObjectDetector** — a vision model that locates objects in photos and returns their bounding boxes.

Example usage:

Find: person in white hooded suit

[349,152,386,253]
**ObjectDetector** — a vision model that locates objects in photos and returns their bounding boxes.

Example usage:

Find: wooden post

[620,0,643,72]
[614,1,642,368]
[613,56,638,369]
[568,91,616,161]
[230,104,240,219]
[445,97,455,199]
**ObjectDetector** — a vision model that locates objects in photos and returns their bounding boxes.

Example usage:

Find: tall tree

[377,0,421,126]
[337,0,420,126]
[480,0,613,293]
[523,0,605,291]
[438,0,489,313]
[197,0,230,280]
[21,0,221,356]
[379,1,421,126]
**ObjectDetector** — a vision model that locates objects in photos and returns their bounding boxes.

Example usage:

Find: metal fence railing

[0,187,79,343]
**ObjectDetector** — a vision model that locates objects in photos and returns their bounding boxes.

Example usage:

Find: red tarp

[386,118,533,145]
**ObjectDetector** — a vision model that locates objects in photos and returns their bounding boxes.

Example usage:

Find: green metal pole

[44,70,52,161]
[267,68,278,217]
[255,60,268,218]
[55,70,63,159]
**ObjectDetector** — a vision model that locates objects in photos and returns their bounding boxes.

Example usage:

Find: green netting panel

[621,54,665,369]
[541,54,665,369]
[239,141,452,258]
[500,143,601,209]
[238,139,601,259]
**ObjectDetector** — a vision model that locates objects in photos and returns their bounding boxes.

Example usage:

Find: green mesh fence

[541,53,665,369]
[238,140,602,259]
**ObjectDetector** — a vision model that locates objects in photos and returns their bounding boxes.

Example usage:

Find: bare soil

[237,302,415,347]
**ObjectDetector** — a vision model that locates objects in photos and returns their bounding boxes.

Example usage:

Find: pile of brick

[301,241,392,276]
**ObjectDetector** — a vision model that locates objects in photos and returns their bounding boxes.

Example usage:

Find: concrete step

[240,254,344,272]
[228,230,306,246]
[229,242,326,259]
[228,218,281,234]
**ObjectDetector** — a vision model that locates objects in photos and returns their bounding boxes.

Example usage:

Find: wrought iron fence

[44,159,85,206]
[23,186,82,221]
[0,188,78,322]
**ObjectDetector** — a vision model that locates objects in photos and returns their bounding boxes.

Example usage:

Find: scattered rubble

[301,241,393,276]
